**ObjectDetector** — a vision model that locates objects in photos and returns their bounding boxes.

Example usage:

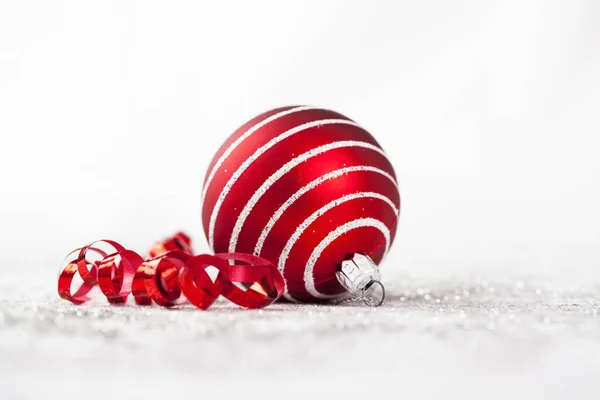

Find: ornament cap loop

[336,253,385,306]
[362,279,385,307]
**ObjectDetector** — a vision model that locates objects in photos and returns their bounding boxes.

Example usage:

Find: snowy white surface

[2,270,599,400]
[2,1,600,399]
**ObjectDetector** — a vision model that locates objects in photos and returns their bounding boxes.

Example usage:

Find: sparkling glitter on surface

[1,272,600,399]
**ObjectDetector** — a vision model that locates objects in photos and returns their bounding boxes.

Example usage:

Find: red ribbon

[58,232,285,310]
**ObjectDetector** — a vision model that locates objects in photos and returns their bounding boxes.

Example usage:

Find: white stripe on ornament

[254,166,397,256]
[278,194,396,301]
[207,118,361,249]
[201,106,317,203]
[304,217,390,300]
[282,293,302,303]
[228,141,387,254]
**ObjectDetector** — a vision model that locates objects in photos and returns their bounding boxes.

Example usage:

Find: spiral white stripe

[254,167,398,256]
[208,118,360,249]
[304,218,390,299]
[228,141,387,253]
[282,293,302,303]
[201,106,316,202]
[279,193,396,300]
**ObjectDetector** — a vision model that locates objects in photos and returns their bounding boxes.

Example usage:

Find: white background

[1,2,600,399]
[1,0,599,281]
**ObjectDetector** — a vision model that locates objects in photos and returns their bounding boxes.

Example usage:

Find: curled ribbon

[58,232,285,310]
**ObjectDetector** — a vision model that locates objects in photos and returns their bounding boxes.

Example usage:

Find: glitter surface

[1,271,599,399]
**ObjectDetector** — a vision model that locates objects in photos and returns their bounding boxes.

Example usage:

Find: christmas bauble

[201,106,400,302]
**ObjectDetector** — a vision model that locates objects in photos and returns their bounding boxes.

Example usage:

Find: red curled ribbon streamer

[58,232,285,310]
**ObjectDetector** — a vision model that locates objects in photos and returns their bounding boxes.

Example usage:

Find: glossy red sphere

[201,106,400,302]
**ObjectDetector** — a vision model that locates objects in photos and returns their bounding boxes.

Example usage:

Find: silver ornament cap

[336,253,385,307]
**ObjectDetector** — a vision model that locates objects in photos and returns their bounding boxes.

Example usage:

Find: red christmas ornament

[201,106,400,302]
